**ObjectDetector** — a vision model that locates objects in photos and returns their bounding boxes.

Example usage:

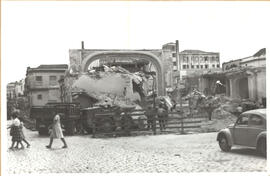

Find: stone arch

[81,51,165,95]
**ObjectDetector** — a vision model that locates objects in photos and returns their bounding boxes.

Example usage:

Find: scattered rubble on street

[6,126,266,174]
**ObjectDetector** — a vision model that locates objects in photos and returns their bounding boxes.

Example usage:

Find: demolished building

[184,48,266,106]
[59,67,150,108]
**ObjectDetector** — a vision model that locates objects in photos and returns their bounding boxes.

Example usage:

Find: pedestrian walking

[8,117,24,149]
[46,113,68,149]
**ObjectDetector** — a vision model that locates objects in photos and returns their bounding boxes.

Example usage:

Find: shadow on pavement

[230,148,265,158]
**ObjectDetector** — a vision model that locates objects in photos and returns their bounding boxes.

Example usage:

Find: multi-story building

[162,42,221,89]
[7,82,16,99]
[162,42,178,88]
[14,79,25,97]
[25,64,68,106]
[179,50,221,79]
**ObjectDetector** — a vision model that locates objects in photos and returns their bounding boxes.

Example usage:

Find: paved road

[6,127,266,174]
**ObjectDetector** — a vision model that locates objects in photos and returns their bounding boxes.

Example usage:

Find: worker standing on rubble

[46,112,68,149]
[145,106,155,130]
[157,99,168,131]
[235,104,243,117]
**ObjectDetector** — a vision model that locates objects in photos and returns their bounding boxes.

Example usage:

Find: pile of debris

[185,90,263,132]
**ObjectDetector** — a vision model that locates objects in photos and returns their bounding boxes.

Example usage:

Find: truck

[30,102,81,135]
[31,102,148,136]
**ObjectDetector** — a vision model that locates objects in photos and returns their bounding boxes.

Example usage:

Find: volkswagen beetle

[217,109,266,156]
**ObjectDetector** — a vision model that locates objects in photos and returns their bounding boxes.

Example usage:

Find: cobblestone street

[6,127,266,174]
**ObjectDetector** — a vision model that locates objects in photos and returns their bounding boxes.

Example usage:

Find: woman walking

[46,112,68,149]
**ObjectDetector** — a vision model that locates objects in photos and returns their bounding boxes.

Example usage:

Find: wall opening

[239,77,249,99]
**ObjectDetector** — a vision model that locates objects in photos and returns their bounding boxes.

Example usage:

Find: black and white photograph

[1,1,269,175]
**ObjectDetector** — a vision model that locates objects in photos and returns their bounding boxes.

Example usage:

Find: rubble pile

[188,92,262,132]
[70,65,150,108]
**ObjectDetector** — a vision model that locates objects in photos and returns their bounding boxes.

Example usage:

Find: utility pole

[175,40,182,107]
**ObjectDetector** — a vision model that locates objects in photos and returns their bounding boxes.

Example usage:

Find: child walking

[8,117,24,149]
[16,117,30,148]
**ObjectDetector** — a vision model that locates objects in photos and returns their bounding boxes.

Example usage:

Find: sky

[2,1,270,84]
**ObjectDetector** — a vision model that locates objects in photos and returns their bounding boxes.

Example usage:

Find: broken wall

[71,72,141,102]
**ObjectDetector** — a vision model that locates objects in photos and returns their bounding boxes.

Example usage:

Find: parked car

[217,109,266,156]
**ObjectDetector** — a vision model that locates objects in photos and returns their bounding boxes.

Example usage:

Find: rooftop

[180,50,219,55]
[26,64,68,74]
[253,48,266,57]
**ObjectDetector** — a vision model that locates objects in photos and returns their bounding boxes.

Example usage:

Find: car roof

[242,108,266,118]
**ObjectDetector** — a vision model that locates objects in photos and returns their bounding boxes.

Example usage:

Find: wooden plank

[128,113,146,116]
[166,120,201,125]
[164,125,201,129]
[95,113,115,116]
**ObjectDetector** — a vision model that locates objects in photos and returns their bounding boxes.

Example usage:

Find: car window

[236,116,249,125]
[249,114,263,126]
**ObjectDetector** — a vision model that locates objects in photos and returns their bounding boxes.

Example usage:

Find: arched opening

[81,51,165,96]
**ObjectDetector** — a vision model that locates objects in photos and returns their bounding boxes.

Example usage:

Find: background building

[162,41,221,91]
[25,64,68,106]
[15,79,25,97]
[223,48,266,70]
[7,82,16,99]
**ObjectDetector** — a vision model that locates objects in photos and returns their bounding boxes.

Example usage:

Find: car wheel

[257,138,266,157]
[219,135,231,152]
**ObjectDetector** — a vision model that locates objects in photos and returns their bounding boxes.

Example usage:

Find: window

[204,57,208,62]
[201,65,204,69]
[172,53,176,57]
[205,65,208,69]
[173,62,177,66]
[183,65,186,69]
[36,76,42,81]
[212,64,215,68]
[197,65,200,69]
[49,76,57,81]
[236,116,249,125]
[37,94,42,100]
[191,65,194,69]
[217,64,220,68]
[186,65,189,69]
[249,115,263,126]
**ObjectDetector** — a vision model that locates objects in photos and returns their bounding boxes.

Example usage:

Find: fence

[90,108,205,138]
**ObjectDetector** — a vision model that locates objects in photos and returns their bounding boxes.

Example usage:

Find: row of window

[180,56,219,63]
[35,75,64,82]
[182,64,220,69]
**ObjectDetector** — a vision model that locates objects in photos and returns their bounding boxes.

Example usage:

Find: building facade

[7,82,16,99]
[179,50,221,79]
[25,64,68,106]
[196,48,266,105]
[162,42,221,89]
[15,79,25,97]
[222,48,266,104]
[222,48,266,70]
